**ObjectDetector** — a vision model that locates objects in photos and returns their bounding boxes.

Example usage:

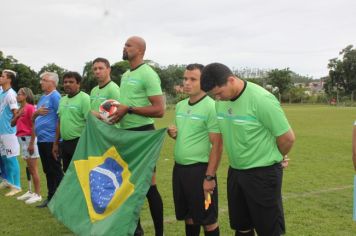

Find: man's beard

[122,52,128,60]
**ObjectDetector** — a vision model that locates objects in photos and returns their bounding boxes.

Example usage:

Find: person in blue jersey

[0,69,21,196]
[33,72,63,208]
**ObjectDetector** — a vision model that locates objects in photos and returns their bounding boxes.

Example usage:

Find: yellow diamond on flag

[74,146,134,222]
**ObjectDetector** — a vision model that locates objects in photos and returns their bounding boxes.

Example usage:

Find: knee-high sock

[185,224,201,236]
[134,219,144,236]
[147,185,164,236]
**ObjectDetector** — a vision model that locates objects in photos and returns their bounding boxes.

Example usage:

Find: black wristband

[205,175,216,181]
[127,106,134,114]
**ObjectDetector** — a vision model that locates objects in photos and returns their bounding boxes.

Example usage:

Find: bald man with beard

[110,36,165,236]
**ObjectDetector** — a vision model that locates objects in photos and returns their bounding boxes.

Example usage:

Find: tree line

[1,45,355,104]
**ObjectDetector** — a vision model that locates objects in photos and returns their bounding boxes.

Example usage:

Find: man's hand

[91,110,102,120]
[52,143,59,160]
[203,179,216,194]
[36,105,49,116]
[109,104,129,123]
[281,156,289,168]
[167,125,177,139]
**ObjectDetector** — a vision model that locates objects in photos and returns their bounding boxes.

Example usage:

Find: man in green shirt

[200,63,295,236]
[168,64,222,236]
[53,72,91,172]
[90,57,120,112]
[110,36,165,236]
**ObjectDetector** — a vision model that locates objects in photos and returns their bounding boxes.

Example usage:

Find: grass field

[1,105,356,235]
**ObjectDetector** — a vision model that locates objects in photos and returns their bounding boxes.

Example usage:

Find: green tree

[111,60,130,86]
[81,61,97,93]
[285,86,308,103]
[325,45,356,95]
[266,68,292,95]
[154,64,185,95]
[0,51,39,93]
[13,63,40,94]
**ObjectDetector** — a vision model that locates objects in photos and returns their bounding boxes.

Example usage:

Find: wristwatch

[205,175,216,181]
[127,106,134,114]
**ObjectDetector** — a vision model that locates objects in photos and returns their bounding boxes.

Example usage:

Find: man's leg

[5,156,21,189]
[185,219,201,236]
[240,164,285,236]
[203,224,219,236]
[0,156,7,181]
[147,173,163,236]
[38,142,53,199]
[227,167,255,236]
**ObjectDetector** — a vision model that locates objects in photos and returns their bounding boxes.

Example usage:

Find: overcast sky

[1,0,355,78]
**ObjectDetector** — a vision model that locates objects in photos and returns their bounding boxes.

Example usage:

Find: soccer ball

[99,99,119,124]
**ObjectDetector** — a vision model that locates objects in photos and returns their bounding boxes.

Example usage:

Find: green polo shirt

[119,64,162,129]
[216,81,290,169]
[174,95,220,165]
[58,91,91,140]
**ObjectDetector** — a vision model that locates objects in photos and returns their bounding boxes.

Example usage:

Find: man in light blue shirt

[33,72,63,208]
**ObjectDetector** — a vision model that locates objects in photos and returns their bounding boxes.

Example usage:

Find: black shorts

[227,163,285,236]
[173,162,218,225]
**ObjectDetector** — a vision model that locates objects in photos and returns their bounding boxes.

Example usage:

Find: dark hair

[200,63,234,92]
[63,71,82,83]
[19,87,35,105]
[92,57,110,68]
[186,63,204,73]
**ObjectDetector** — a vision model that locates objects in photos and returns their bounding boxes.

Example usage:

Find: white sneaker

[0,181,9,190]
[25,194,42,204]
[17,191,34,201]
[5,188,22,196]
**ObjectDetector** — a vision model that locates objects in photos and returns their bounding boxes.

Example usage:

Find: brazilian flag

[48,114,166,236]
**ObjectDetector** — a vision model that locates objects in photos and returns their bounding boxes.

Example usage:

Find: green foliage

[154,64,185,95]
[284,86,308,103]
[0,51,40,94]
[267,68,293,95]
[326,45,356,95]
[290,71,313,83]
[111,61,130,86]
[81,61,97,93]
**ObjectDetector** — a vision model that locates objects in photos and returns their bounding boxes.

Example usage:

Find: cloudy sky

[1,0,355,78]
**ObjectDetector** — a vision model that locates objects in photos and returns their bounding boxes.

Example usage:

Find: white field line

[282,185,353,199]
[141,185,353,225]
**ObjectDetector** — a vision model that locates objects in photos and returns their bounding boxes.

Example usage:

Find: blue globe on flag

[89,158,124,214]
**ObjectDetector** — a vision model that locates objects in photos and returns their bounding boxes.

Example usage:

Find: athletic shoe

[17,191,34,201]
[0,181,9,190]
[36,199,49,208]
[25,194,42,204]
[5,188,22,197]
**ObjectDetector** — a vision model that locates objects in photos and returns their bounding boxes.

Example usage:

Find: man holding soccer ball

[109,36,165,236]
[90,57,120,116]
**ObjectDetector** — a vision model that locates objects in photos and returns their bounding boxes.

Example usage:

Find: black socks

[147,185,164,236]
